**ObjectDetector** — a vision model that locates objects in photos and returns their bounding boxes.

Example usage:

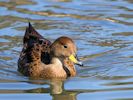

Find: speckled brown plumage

[18,22,82,79]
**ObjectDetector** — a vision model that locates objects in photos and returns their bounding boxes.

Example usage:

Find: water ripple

[0,0,133,99]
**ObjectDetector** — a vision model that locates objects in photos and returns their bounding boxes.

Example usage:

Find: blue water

[0,0,133,100]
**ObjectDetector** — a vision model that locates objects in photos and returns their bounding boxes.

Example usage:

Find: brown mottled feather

[18,22,51,76]
[18,22,80,79]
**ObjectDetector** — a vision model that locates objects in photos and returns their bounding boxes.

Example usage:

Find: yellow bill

[69,55,83,66]
[69,55,78,63]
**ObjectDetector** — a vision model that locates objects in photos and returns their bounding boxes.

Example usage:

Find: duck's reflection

[26,79,77,100]
[50,79,63,94]
[51,79,76,100]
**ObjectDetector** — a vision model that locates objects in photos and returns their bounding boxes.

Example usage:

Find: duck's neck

[63,59,76,77]
[51,57,71,78]
[51,57,63,66]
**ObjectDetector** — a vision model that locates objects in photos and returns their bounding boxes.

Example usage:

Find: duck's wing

[18,23,51,75]
[23,22,51,61]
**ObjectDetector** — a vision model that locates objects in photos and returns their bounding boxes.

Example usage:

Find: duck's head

[50,36,83,66]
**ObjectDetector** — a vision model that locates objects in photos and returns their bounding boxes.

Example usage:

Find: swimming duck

[18,22,83,79]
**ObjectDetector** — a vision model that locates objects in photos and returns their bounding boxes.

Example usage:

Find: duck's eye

[64,45,67,48]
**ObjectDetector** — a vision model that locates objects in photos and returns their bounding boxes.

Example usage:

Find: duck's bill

[69,55,83,66]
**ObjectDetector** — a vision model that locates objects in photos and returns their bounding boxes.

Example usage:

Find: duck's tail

[23,22,44,44]
[23,22,51,47]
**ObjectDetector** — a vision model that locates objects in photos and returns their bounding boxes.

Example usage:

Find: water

[0,0,133,99]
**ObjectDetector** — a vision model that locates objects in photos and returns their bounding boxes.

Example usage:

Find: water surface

[0,0,133,100]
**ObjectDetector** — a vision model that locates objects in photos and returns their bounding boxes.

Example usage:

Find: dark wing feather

[18,23,52,75]
[23,22,51,46]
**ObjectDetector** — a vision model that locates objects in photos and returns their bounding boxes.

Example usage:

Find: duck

[18,22,83,79]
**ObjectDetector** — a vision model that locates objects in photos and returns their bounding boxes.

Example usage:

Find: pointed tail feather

[23,22,44,44]
[23,22,51,46]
